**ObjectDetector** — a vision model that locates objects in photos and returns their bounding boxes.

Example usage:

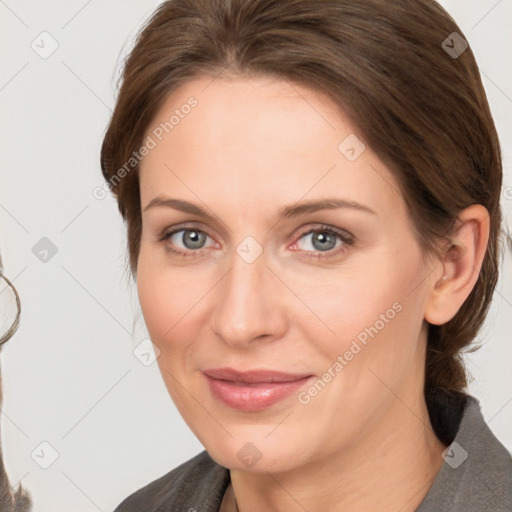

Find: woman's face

[137,74,438,472]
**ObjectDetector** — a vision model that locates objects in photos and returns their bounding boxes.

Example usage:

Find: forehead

[144,73,344,156]
[139,74,404,220]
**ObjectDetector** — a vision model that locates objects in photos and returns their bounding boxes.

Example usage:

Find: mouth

[202,367,314,411]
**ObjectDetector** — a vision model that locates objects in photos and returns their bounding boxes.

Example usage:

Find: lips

[202,367,314,411]
[203,367,312,383]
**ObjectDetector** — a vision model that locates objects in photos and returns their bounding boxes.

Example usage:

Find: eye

[292,225,354,260]
[159,224,215,258]
[158,223,354,260]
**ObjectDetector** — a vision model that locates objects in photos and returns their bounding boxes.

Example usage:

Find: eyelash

[158,223,354,260]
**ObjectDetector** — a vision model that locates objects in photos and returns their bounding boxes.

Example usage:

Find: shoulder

[113,450,230,512]
[459,396,512,510]
[419,393,512,512]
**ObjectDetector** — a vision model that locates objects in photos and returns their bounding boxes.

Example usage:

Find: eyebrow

[143,197,377,220]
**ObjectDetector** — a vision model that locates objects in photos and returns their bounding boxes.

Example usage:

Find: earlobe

[424,205,490,326]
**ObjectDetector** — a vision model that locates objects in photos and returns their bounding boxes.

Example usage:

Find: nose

[210,246,288,348]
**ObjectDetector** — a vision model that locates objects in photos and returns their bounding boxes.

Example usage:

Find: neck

[228,394,446,512]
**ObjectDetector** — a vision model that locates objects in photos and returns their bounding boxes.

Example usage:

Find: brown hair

[100,0,504,396]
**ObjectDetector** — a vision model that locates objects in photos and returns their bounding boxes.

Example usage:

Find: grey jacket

[113,392,512,511]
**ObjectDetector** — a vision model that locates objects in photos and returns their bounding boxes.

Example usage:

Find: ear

[424,204,490,326]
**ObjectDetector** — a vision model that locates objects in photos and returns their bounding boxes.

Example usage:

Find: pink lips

[203,367,314,411]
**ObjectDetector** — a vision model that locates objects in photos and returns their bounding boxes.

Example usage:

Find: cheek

[136,250,195,348]
[136,245,220,363]
[311,246,427,370]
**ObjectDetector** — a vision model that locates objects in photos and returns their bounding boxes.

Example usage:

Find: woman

[0,255,32,511]
[101,0,512,510]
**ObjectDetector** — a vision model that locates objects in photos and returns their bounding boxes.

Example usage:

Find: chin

[200,431,308,474]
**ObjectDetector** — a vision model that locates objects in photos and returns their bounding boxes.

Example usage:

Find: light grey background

[0,1,511,511]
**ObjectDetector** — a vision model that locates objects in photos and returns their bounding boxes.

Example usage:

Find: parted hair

[100,0,505,398]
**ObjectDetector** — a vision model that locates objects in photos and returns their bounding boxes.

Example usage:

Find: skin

[136,74,490,512]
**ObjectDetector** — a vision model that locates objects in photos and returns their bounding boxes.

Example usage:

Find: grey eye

[172,229,208,250]
[298,231,341,252]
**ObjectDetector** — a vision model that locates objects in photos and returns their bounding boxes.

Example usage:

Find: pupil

[184,230,205,249]
[313,232,335,251]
